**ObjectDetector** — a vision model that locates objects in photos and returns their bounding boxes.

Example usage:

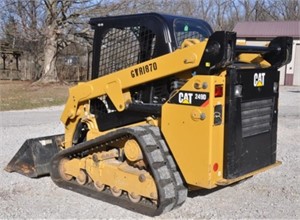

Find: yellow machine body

[5,13,292,216]
[59,39,230,189]
[59,39,276,189]
[162,74,225,188]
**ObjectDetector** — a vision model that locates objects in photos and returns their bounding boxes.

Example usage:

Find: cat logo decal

[253,72,266,87]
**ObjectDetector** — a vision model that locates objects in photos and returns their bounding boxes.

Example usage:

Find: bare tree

[1,0,298,82]
[38,0,98,83]
[1,0,131,83]
[270,0,300,20]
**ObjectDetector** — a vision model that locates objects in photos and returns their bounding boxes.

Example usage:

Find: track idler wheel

[124,139,143,162]
[58,158,73,181]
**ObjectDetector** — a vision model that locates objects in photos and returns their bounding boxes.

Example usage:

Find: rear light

[273,82,279,93]
[215,85,223,97]
[213,163,219,172]
[234,84,243,97]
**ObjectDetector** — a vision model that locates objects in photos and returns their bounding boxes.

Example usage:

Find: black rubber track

[144,125,188,209]
[50,125,186,216]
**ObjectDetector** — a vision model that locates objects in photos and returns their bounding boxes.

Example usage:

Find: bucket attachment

[5,134,64,178]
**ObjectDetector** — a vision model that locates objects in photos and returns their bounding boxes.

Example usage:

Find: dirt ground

[0,86,299,219]
[0,80,69,111]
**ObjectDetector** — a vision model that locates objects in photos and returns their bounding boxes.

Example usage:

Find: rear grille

[241,99,273,138]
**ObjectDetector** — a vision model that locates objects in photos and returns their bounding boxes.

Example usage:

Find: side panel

[161,75,225,188]
[224,67,279,178]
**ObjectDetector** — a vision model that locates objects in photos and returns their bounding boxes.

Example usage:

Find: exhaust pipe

[5,134,64,178]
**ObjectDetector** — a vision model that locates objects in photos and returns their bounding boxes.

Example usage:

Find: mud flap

[5,134,64,178]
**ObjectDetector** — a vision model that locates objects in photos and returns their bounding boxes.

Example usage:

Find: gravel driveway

[0,86,299,219]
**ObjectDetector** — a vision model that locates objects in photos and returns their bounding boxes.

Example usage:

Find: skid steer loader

[5,13,292,216]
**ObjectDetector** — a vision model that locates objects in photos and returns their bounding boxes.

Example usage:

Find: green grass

[0,80,70,111]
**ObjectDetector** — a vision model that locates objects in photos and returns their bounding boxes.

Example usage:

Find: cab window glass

[174,19,211,47]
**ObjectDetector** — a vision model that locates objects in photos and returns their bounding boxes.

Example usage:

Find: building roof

[233,21,300,38]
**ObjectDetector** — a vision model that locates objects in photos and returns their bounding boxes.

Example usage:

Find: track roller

[94,181,105,191]
[111,187,122,197]
[76,170,88,185]
[128,192,141,203]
